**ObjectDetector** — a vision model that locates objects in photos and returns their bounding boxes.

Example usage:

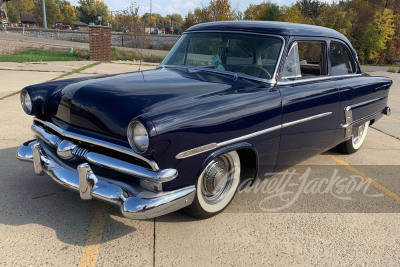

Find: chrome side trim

[341,108,384,129]
[346,97,386,111]
[31,122,178,183]
[33,118,159,171]
[281,112,332,128]
[277,74,363,86]
[176,112,332,159]
[17,141,195,219]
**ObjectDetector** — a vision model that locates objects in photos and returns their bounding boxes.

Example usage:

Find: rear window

[330,41,355,75]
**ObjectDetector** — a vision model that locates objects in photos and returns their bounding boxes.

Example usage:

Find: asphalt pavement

[0,61,399,266]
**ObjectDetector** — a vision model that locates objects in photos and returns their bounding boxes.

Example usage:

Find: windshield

[161,32,283,80]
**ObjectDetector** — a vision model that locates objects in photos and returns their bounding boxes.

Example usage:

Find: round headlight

[127,120,149,153]
[20,89,33,115]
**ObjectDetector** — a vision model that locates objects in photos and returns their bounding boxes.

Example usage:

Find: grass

[0,48,165,63]
[388,67,397,73]
[111,47,165,63]
[0,49,86,62]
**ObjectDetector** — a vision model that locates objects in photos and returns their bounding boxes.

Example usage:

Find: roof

[186,21,348,41]
[20,13,35,23]
[72,21,88,26]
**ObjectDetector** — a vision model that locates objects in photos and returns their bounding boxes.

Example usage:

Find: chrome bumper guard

[17,141,195,219]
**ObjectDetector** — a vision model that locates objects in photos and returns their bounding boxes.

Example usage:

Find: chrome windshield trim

[176,112,332,159]
[161,30,285,84]
[277,74,363,86]
[33,118,160,171]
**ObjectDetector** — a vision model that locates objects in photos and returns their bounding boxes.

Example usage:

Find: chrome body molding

[31,122,177,185]
[340,98,387,139]
[341,108,385,135]
[33,118,160,171]
[176,112,332,159]
[277,74,363,86]
[17,141,195,219]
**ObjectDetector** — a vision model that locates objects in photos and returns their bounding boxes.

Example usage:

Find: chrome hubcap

[201,155,235,204]
[352,124,365,145]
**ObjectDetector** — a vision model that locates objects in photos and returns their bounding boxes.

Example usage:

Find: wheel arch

[199,142,259,183]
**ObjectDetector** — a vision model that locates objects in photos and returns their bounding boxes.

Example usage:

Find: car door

[329,40,391,145]
[275,37,340,169]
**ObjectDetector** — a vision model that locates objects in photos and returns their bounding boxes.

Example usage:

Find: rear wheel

[185,151,241,219]
[336,121,369,154]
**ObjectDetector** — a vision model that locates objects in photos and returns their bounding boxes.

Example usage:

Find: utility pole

[42,0,47,28]
[149,0,152,28]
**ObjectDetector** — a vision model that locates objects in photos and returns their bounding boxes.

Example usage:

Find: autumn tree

[279,5,303,23]
[208,0,235,21]
[33,0,63,27]
[358,8,395,62]
[77,0,109,25]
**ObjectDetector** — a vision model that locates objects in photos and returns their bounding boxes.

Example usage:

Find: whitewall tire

[185,151,241,218]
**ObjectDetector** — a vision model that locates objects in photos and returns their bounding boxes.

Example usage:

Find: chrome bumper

[17,140,195,219]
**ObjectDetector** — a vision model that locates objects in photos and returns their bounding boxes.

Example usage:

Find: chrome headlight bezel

[127,120,150,153]
[20,89,33,115]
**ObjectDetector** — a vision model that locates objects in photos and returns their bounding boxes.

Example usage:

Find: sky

[68,0,334,17]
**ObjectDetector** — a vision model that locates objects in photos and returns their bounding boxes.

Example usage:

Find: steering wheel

[242,65,272,80]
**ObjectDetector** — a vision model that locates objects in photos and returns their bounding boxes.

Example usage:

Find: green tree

[77,0,109,25]
[264,3,280,21]
[4,2,20,23]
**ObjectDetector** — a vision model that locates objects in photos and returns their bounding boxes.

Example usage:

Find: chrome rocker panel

[17,141,195,219]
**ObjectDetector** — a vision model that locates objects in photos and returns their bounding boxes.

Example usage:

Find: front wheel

[184,151,241,219]
[336,121,369,154]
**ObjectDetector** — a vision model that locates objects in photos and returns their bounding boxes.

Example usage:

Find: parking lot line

[78,202,109,267]
[328,155,400,203]
[386,116,400,123]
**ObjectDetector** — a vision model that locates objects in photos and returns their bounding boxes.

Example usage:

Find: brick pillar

[89,26,111,61]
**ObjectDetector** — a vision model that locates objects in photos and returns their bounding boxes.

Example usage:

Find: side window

[330,41,355,75]
[281,41,327,80]
[281,42,301,79]
[226,39,253,65]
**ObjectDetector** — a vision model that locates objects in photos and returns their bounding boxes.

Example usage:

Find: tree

[316,4,354,35]
[182,11,195,31]
[297,0,326,22]
[264,3,280,21]
[4,2,20,23]
[63,4,77,25]
[9,0,34,18]
[279,5,303,23]
[244,1,279,21]
[358,8,395,62]
[33,0,63,27]
[77,0,109,25]
[208,0,235,21]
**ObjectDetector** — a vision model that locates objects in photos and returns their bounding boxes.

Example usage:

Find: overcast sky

[68,0,333,17]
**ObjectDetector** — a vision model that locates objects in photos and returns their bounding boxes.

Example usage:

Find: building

[72,21,88,31]
[20,13,36,27]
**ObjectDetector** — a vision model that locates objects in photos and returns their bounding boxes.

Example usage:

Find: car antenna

[138,23,145,71]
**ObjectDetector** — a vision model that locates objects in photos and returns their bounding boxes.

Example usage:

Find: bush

[73,49,90,60]
[143,54,165,63]
[388,67,397,73]
[111,47,141,61]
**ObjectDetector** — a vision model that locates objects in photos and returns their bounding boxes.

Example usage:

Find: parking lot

[0,62,399,266]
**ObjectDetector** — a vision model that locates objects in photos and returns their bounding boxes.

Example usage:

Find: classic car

[17,21,392,219]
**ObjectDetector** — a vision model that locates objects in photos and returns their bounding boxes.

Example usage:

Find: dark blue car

[17,21,392,219]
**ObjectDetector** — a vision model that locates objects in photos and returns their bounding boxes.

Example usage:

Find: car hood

[53,67,263,138]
